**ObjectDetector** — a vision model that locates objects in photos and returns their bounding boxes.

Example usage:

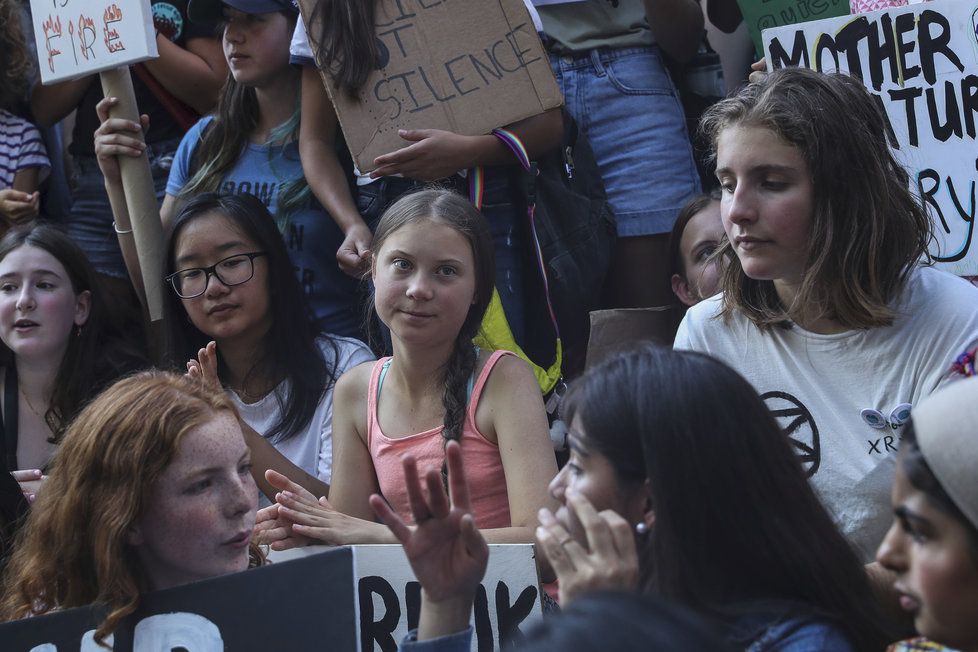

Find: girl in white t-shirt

[676,68,978,560]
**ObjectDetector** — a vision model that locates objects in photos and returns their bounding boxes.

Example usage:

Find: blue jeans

[550,46,700,236]
[67,138,178,278]
[356,170,526,344]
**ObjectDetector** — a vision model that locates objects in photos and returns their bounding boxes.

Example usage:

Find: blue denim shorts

[550,46,700,237]
[67,138,177,278]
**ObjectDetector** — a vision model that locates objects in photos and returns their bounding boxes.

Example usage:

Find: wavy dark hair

[699,68,932,330]
[0,224,144,446]
[563,344,895,651]
[668,190,722,281]
[369,189,495,480]
[183,7,310,222]
[306,0,381,96]
[163,193,335,443]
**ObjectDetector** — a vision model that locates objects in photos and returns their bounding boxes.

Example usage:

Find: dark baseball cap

[187,0,296,23]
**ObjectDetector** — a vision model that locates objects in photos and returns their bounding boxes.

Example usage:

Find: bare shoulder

[481,352,542,405]
[334,360,377,435]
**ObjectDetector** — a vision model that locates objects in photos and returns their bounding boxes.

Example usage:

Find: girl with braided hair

[255,189,556,546]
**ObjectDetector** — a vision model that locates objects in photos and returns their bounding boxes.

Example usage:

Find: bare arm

[144,35,227,115]
[30,76,95,128]
[298,67,371,276]
[369,108,564,181]
[644,0,704,63]
[11,168,39,194]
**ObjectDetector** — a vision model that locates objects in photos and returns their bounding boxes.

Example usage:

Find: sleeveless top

[367,350,513,529]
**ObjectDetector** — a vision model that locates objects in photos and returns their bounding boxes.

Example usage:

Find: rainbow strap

[468,129,560,339]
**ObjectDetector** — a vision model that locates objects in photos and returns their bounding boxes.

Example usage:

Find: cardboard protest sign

[30,0,158,84]
[0,548,357,651]
[298,0,564,173]
[272,544,544,652]
[762,0,978,276]
[736,0,850,54]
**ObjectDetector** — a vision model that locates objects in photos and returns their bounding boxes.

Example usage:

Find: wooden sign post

[30,0,166,321]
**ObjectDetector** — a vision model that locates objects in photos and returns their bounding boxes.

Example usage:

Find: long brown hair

[699,68,932,330]
[0,372,262,644]
[0,0,30,108]
[307,0,381,96]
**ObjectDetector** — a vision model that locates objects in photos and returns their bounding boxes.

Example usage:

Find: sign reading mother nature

[298,0,564,173]
[31,0,158,84]
[762,0,978,276]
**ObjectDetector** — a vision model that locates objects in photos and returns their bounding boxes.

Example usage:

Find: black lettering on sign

[832,17,871,82]
[377,23,411,60]
[405,581,421,632]
[768,30,810,69]
[918,166,977,263]
[761,391,821,477]
[495,582,537,648]
[888,86,923,147]
[917,10,964,85]
[474,584,492,652]
[868,438,883,454]
[867,13,898,92]
[359,576,400,652]
[894,12,921,84]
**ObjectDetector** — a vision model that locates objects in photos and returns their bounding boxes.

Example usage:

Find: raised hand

[186,341,220,390]
[370,440,488,610]
[535,490,640,605]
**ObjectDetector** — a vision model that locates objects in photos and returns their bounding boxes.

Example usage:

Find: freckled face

[129,411,258,591]
[678,200,725,304]
[716,126,814,287]
[371,220,477,347]
[876,463,978,650]
[547,416,648,545]
[0,245,90,362]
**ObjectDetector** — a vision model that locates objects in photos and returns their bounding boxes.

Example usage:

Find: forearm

[30,77,94,127]
[459,108,563,167]
[242,423,330,500]
[644,0,704,63]
[143,37,226,114]
[301,143,366,234]
[105,178,148,308]
[418,594,474,642]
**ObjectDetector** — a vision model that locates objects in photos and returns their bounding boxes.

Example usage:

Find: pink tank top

[367,350,513,529]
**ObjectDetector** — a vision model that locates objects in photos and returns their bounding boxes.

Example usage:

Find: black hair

[514,591,733,651]
[163,192,336,442]
[900,418,978,564]
[563,344,894,651]
[368,190,495,480]
[308,0,380,96]
[0,223,144,443]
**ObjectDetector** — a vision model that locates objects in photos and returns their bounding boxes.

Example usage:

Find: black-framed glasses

[165,252,267,299]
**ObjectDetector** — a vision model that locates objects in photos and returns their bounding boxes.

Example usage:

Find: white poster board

[762,0,978,276]
[271,544,544,652]
[31,0,158,84]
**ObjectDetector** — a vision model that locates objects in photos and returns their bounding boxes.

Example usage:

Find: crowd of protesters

[0,0,976,650]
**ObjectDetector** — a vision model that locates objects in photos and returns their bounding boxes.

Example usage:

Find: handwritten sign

[736,0,851,54]
[763,0,978,275]
[272,544,544,652]
[30,0,158,84]
[298,0,563,173]
[0,548,358,651]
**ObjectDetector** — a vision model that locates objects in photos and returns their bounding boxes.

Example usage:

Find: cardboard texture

[298,0,564,172]
[30,0,158,84]
[272,544,543,651]
[762,0,978,276]
[585,307,676,370]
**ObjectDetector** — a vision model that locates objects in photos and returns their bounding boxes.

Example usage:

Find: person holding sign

[0,372,263,646]
[31,0,227,352]
[676,69,978,563]
[256,189,556,547]
[535,345,894,650]
[290,1,563,343]
[96,0,362,338]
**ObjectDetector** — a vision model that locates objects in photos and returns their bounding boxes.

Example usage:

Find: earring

[75,324,82,338]
[635,522,649,535]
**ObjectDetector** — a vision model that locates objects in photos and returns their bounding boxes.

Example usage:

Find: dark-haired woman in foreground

[535,345,895,651]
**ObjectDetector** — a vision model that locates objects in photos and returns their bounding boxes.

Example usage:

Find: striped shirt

[0,109,50,189]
